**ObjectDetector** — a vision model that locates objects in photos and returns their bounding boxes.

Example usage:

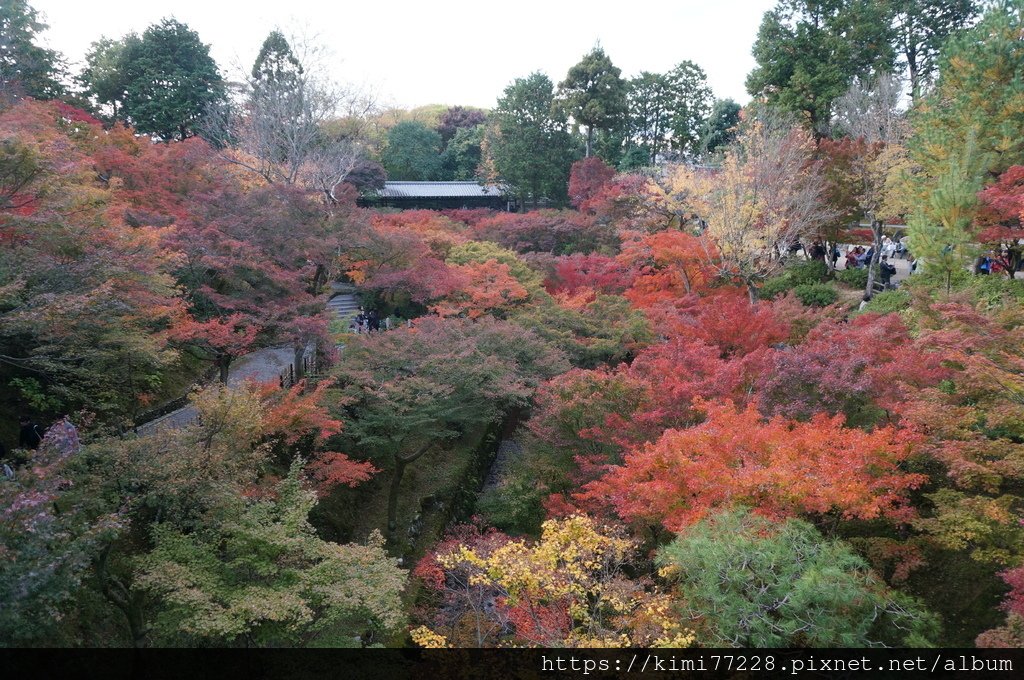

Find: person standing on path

[18,416,43,450]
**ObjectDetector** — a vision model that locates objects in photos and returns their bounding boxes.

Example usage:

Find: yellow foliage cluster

[421,516,694,648]
[410,625,450,648]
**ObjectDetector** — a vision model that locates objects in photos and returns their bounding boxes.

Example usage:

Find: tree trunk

[585,125,594,158]
[907,42,920,103]
[824,240,836,274]
[745,280,758,305]
[293,341,306,381]
[386,459,406,536]
[864,220,883,299]
[97,546,147,647]
[217,354,231,384]
[311,263,328,294]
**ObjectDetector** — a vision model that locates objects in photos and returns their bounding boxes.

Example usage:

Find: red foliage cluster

[568,157,616,210]
[978,165,1024,240]
[472,209,615,255]
[619,230,716,308]
[661,289,790,357]
[977,165,1024,273]
[547,253,637,295]
[583,174,666,231]
[756,313,935,421]
[1000,567,1024,618]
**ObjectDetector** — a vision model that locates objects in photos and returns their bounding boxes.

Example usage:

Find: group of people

[973,253,1011,275]
[845,245,872,269]
[845,246,902,286]
[349,308,392,335]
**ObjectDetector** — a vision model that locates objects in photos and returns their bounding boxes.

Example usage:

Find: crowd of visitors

[349,307,395,335]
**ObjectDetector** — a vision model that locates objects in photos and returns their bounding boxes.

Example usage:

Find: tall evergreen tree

[246,31,308,164]
[487,72,578,208]
[892,0,980,101]
[909,2,1024,181]
[665,61,714,157]
[76,37,129,120]
[695,98,742,158]
[627,71,674,164]
[439,124,484,180]
[746,0,896,132]
[251,30,303,103]
[908,135,985,294]
[627,61,713,163]
[0,0,64,100]
[557,46,627,158]
[119,19,225,140]
[381,121,442,181]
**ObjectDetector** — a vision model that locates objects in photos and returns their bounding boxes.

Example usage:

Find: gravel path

[136,346,298,435]
[833,252,916,287]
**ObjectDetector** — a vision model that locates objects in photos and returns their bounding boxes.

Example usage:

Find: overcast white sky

[32,0,777,110]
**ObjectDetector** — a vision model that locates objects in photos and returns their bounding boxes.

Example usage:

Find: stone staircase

[329,282,362,327]
[327,287,360,327]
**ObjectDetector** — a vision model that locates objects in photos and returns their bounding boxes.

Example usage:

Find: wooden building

[358,181,515,211]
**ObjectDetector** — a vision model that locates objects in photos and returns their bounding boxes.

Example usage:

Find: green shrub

[835,267,869,288]
[905,267,972,294]
[787,260,829,286]
[858,289,911,315]
[759,260,829,299]
[758,275,792,301]
[793,283,839,307]
[475,476,548,536]
[968,275,1024,309]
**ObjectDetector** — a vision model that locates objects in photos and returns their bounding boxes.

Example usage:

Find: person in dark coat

[879,256,897,288]
[809,239,826,261]
[18,416,43,450]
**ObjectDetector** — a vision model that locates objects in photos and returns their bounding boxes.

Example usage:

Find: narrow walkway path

[834,254,913,285]
[480,439,522,496]
[328,285,359,350]
[137,346,295,434]
[138,286,360,435]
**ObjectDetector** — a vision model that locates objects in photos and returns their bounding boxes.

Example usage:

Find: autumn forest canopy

[6,0,1024,653]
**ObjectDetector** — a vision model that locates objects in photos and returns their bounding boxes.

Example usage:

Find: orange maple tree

[431,259,530,318]
[618,230,716,307]
[582,399,925,532]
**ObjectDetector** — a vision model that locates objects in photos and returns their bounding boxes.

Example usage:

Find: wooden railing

[280,354,322,389]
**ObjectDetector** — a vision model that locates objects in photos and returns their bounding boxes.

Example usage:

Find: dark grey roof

[375,181,506,199]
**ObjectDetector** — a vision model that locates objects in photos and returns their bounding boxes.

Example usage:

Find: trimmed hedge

[793,282,839,307]
[835,267,869,288]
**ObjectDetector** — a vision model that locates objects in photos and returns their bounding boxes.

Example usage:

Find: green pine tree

[908,133,985,294]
